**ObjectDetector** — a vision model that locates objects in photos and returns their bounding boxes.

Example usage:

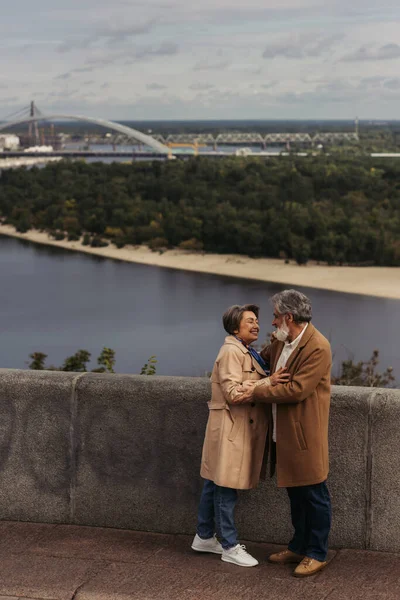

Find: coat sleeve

[217,347,246,405]
[253,345,331,404]
[260,338,282,371]
[260,343,272,364]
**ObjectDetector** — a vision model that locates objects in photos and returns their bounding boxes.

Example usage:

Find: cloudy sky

[1,0,400,120]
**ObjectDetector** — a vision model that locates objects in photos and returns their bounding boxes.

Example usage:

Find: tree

[332,350,396,388]
[27,347,157,375]
[140,356,157,375]
[28,352,47,370]
[2,156,400,266]
[95,347,116,373]
[61,350,91,372]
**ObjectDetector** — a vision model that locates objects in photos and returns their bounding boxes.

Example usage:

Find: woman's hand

[270,367,291,386]
[234,380,255,402]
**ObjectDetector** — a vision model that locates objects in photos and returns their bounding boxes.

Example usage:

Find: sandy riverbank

[0,224,399,300]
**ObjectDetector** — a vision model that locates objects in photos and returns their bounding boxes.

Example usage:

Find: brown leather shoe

[294,557,327,577]
[268,549,305,564]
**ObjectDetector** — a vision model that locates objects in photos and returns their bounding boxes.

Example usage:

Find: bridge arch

[0,114,171,155]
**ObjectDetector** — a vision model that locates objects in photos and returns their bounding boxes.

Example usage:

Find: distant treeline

[0,156,399,265]
[6,119,399,137]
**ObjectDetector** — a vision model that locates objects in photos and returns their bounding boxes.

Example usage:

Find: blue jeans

[196,479,238,550]
[287,480,332,561]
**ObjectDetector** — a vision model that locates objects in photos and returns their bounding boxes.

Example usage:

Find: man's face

[272,307,290,342]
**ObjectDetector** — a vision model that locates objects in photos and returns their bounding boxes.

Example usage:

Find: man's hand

[270,367,290,386]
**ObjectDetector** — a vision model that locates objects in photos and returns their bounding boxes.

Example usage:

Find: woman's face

[234,311,259,345]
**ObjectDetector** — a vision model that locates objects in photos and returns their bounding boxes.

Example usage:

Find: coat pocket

[294,421,308,451]
[228,415,244,442]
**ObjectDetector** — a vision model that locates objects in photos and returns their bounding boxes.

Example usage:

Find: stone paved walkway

[0,521,398,599]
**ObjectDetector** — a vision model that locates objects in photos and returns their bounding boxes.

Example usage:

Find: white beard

[275,322,289,342]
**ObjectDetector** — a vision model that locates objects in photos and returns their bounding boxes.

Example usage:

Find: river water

[0,235,398,381]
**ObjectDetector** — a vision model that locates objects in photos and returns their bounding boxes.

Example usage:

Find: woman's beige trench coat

[200,335,271,490]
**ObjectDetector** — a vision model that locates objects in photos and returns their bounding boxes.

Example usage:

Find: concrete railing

[0,369,399,552]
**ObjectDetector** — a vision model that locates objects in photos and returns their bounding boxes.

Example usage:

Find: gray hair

[271,290,312,323]
[223,304,259,335]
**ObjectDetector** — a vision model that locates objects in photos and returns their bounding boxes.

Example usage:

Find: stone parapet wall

[0,369,398,552]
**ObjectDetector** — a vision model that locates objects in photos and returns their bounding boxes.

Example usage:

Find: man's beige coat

[200,336,270,490]
[255,323,332,488]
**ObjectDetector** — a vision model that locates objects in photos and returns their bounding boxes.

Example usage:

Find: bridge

[0,102,172,155]
[0,103,361,154]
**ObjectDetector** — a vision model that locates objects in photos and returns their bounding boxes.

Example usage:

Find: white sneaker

[191,533,223,554]
[221,544,259,567]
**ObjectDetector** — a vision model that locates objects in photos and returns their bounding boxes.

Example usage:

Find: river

[0,235,398,381]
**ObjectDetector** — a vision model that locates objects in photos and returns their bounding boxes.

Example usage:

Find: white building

[24,145,53,153]
[0,134,20,151]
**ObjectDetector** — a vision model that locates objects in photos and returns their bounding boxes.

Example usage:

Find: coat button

[249,419,254,424]
[251,402,255,407]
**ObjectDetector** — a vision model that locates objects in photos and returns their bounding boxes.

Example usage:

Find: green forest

[0,156,400,265]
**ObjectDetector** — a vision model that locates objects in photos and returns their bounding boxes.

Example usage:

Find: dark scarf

[235,336,270,376]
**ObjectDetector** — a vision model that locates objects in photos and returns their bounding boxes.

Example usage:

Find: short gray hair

[223,304,259,335]
[271,290,312,323]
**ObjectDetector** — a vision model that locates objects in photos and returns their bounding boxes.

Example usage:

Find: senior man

[238,289,332,577]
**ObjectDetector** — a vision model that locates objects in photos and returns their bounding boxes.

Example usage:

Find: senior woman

[191,304,289,567]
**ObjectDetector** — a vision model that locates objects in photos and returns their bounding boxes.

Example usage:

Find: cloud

[260,81,278,89]
[384,78,400,90]
[77,42,179,70]
[189,82,215,90]
[133,41,178,60]
[342,43,400,62]
[0,96,19,103]
[358,76,387,88]
[73,66,96,73]
[48,89,80,98]
[193,60,230,71]
[57,19,157,53]
[200,2,327,26]
[3,0,400,119]
[146,83,167,90]
[53,65,100,80]
[263,34,343,60]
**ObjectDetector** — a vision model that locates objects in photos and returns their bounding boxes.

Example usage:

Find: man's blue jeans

[287,480,332,561]
[196,479,238,550]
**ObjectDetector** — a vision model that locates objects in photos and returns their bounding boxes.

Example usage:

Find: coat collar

[224,335,267,377]
[285,323,315,371]
[271,323,316,372]
[224,335,248,354]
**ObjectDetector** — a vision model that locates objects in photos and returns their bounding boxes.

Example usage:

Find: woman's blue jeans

[196,479,238,550]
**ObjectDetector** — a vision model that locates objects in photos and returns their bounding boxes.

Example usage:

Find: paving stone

[0,523,397,600]
[326,591,399,600]
[0,554,101,600]
[26,524,170,563]
[179,572,333,600]
[75,563,201,600]
[0,522,56,556]
[148,535,337,581]
[317,549,400,595]
[75,562,333,600]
